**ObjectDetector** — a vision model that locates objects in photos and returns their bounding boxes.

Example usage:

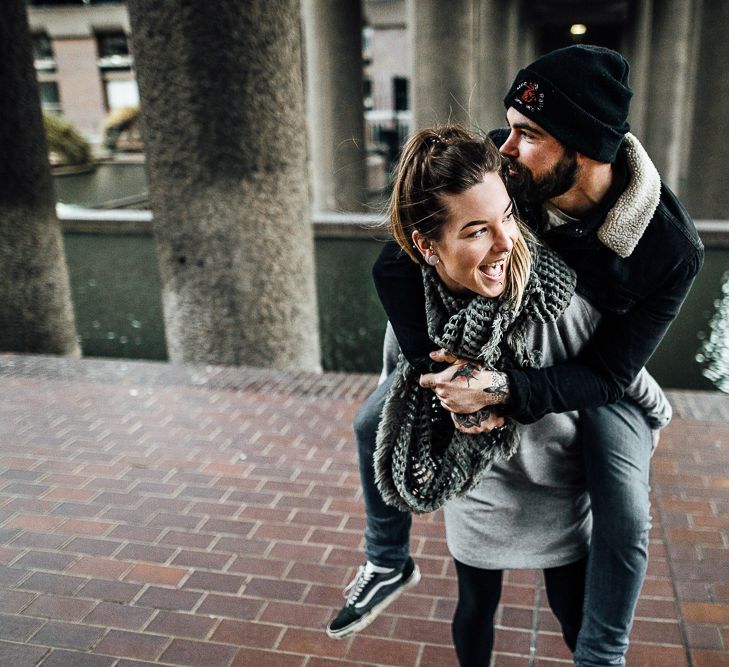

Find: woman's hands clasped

[419,349,512,434]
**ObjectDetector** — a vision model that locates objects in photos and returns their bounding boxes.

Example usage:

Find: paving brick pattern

[0,354,725,666]
[652,391,729,667]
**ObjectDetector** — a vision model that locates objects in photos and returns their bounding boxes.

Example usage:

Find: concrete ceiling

[530,0,631,25]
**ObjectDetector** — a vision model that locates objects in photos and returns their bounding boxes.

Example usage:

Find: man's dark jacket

[373,131,704,423]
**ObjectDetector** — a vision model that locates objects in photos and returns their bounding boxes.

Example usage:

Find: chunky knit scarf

[374,244,576,514]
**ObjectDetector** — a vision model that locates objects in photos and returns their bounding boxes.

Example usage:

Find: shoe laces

[343,563,376,606]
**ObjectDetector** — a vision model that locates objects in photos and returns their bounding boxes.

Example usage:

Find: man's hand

[651,429,661,456]
[429,349,465,365]
[420,355,511,414]
[451,408,506,434]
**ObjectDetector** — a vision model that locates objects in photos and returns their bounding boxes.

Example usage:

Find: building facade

[28,0,137,141]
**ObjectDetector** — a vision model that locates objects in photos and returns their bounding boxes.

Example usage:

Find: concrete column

[684,0,729,218]
[410,0,526,133]
[303,0,367,212]
[622,0,653,141]
[126,0,321,371]
[409,0,476,129]
[640,0,696,192]
[518,10,537,71]
[52,37,107,139]
[472,0,526,132]
[0,0,79,355]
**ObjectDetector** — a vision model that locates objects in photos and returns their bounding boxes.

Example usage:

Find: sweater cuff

[501,369,530,421]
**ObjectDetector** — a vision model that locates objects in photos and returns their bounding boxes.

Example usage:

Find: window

[33,33,60,112]
[96,31,137,111]
[38,81,62,114]
[97,31,132,69]
[393,76,408,112]
[32,33,54,61]
[105,78,140,110]
[33,33,55,72]
[363,78,373,111]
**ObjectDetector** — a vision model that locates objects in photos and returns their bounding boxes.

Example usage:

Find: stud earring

[427,254,440,266]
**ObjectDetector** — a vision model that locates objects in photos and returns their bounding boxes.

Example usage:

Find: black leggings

[452,556,587,667]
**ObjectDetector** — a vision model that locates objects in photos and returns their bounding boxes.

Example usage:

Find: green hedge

[43,112,91,166]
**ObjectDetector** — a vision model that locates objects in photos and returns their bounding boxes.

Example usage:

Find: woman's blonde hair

[388,123,536,308]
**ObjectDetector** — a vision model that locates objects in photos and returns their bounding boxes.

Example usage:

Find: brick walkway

[0,354,726,667]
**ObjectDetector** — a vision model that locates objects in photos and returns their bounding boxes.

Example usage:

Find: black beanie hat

[503,44,633,163]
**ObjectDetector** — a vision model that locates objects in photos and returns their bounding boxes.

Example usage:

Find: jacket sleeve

[372,240,447,375]
[504,250,703,424]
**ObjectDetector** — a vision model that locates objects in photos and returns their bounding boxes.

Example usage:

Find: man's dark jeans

[356,374,651,666]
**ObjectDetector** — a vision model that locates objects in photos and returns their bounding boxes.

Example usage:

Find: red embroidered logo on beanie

[515,80,544,112]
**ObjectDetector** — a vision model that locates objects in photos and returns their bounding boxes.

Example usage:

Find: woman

[373,124,670,665]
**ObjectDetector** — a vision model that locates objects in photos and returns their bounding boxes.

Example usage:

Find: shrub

[102,106,141,151]
[43,112,91,166]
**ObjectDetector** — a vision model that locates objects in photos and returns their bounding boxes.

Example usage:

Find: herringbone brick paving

[0,354,726,666]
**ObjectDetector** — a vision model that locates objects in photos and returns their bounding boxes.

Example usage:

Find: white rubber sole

[326,564,422,640]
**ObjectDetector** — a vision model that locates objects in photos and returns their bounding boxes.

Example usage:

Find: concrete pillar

[409,0,476,129]
[518,11,537,71]
[126,0,321,371]
[52,37,107,139]
[303,0,367,212]
[472,0,527,132]
[0,0,79,355]
[641,0,697,192]
[410,0,526,132]
[684,0,729,218]
[621,0,652,141]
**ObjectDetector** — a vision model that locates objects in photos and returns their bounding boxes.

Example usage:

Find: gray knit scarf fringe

[374,243,576,514]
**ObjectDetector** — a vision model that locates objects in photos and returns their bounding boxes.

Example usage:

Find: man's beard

[503,149,578,205]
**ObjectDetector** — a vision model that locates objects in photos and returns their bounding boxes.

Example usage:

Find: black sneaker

[326,557,421,639]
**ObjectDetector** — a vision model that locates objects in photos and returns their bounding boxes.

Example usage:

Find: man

[327,45,703,667]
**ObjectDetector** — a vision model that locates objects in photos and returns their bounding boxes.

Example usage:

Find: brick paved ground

[0,354,726,667]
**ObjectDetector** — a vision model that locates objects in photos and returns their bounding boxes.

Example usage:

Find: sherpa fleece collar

[597,133,661,258]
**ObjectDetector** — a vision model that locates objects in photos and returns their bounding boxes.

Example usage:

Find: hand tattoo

[483,371,510,405]
[451,363,481,387]
[453,407,496,428]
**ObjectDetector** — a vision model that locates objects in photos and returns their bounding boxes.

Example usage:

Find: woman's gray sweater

[381,293,670,570]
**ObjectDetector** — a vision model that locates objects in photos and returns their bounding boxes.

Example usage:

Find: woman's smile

[413,172,519,299]
[479,254,510,281]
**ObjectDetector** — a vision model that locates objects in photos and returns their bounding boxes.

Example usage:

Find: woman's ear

[411,230,430,262]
